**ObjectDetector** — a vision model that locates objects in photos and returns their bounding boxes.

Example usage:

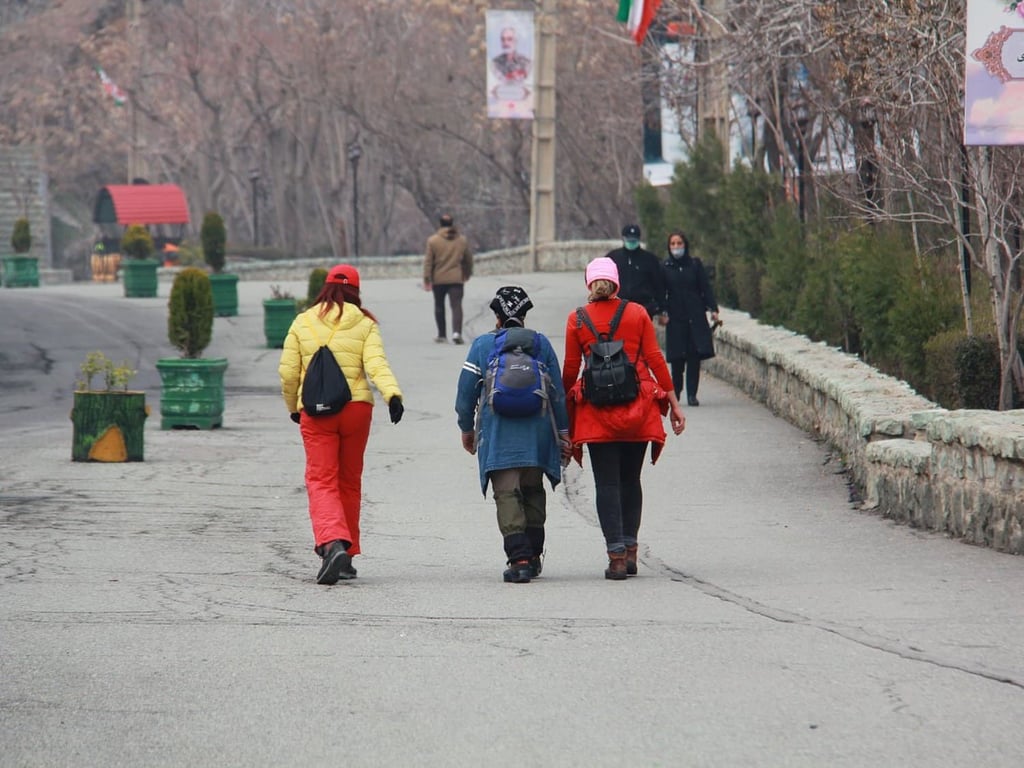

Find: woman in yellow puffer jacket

[278,264,404,585]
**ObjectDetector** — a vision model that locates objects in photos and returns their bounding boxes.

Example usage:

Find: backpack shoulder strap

[303,313,338,347]
[607,299,629,338]
[575,307,601,340]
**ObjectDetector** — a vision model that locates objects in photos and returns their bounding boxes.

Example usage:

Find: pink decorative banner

[965,0,1024,145]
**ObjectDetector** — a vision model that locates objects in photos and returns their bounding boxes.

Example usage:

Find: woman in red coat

[562,257,686,580]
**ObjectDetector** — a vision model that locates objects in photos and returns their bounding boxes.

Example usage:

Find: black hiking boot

[503,559,532,583]
[316,540,354,585]
[528,554,543,578]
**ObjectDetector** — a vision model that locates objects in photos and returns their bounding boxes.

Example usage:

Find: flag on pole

[616,0,662,45]
[95,66,127,107]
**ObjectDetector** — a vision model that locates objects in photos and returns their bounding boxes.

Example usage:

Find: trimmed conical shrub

[168,267,213,358]
[11,217,31,253]
[201,211,227,273]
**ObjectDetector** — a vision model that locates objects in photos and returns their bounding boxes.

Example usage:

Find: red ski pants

[299,402,372,555]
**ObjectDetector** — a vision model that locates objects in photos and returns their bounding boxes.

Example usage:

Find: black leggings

[671,354,702,399]
[586,441,648,552]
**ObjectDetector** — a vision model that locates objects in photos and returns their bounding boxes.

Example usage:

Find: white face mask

[670,247,686,258]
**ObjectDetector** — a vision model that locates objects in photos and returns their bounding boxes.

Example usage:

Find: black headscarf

[666,229,692,265]
[489,286,533,326]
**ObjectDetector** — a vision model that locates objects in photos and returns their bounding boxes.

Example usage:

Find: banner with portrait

[486,10,535,120]
[965,0,1024,145]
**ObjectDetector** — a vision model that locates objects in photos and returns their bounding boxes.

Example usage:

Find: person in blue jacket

[455,286,571,583]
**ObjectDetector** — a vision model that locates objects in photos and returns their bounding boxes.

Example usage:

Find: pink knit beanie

[585,257,619,289]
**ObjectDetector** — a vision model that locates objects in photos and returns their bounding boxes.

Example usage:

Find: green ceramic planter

[263,298,299,348]
[210,272,239,317]
[2,255,40,288]
[155,357,228,429]
[122,258,160,298]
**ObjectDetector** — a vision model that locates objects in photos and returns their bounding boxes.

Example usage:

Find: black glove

[290,412,301,424]
[388,396,404,424]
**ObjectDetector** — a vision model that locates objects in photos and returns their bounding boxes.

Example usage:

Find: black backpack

[301,319,352,417]
[575,301,640,406]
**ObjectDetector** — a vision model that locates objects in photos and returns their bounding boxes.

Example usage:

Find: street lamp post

[793,103,810,224]
[249,168,260,246]
[347,141,362,259]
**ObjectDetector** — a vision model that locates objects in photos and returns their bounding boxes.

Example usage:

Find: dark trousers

[586,441,648,553]
[490,467,546,562]
[432,283,464,338]
[671,355,702,399]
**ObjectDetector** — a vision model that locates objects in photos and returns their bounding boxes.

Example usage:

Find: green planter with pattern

[155,357,228,429]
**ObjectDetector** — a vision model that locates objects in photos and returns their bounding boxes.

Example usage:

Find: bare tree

[654,0,1024,408]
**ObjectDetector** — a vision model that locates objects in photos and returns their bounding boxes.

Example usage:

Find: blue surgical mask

[670,247,686,258]
[623,239,640,251]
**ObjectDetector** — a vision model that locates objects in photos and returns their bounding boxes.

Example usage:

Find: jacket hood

[438,226,459,239]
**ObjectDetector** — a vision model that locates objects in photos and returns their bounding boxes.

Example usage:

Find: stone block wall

[195,240,619,283]
[707,308,1024,555]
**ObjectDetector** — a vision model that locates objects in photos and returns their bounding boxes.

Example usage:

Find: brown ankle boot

[625,545,638,576]
[605,551,628,580]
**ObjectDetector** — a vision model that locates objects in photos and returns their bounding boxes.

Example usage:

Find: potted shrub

[121,223,160,298]
[304,267,328,309]
[3,217,40,288]
[155,267,228,429]
[263,284,299,348]
[202,211,238,317]
[71,351,149,462]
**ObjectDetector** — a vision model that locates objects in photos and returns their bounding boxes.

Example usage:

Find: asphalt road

[2,275,1023,767]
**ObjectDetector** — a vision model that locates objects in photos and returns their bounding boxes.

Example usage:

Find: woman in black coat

[662,230,720,406]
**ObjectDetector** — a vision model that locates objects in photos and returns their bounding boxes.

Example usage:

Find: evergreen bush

[634,182,667,257]
[167,267,214,358]
[11,217,31,253]
[954,335,1000,410]
[923,329,964,407]
[121,224,154,259]
[200,212,227,273]
[307,267,328,306]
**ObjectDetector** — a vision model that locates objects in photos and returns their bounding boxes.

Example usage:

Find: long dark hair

[314,283,378,323]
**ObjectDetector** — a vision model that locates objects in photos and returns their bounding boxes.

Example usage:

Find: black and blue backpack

[484,326,550,417]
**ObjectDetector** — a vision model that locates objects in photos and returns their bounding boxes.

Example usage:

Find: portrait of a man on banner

[486,10,535,120]
[965,0,1024,145]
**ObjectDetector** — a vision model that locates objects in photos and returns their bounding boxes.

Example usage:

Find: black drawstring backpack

[300,318,352,417]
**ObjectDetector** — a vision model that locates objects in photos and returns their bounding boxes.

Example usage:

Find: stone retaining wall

[707,308,1024,555]
[191,240,619,282]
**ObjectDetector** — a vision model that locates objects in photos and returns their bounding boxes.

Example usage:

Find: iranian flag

[95,66,127,107]
[616,0,662,45]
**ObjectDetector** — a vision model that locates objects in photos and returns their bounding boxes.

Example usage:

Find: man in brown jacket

[423,213,473,344]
